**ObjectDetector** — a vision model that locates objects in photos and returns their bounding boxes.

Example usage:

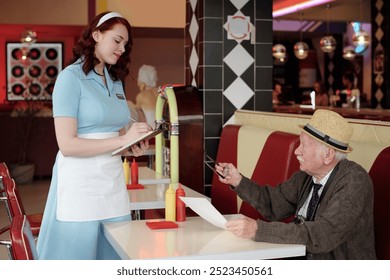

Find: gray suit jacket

[234,159,376,259]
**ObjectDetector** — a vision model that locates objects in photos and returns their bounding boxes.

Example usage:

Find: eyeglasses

[205,154,228,179]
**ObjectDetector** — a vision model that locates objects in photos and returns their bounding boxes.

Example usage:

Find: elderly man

[216,109,376,259]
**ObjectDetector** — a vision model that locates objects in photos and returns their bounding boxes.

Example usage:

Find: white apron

[56,132,129,222]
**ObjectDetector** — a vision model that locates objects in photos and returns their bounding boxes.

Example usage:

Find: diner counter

[273,105,390,121]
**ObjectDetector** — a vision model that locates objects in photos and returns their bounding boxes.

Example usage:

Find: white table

[138,166,170,185]
[102,214,306,260]
[128,183,208,211]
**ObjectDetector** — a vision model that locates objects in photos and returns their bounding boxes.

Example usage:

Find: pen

[129,116,138,123]
[129,116,154,132]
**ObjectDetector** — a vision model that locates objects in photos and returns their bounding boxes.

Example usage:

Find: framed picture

[6,42,63,101]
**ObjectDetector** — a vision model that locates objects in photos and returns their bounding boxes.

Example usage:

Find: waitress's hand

[215,163,242,188]
[121,122,151,156]
[124,122,151,142]
[130,140,149,157]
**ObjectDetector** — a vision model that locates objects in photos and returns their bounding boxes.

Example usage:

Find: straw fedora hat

[301,109,353,153]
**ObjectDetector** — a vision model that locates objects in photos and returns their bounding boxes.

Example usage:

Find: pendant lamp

[294,12,308,60]
[319,4,336,53]
[352,28,370,51]
[343,46,356,60]
[351,1,370,53]
[20,29,37,45]
[272,44,287,59]
[294,42,309,59]
[320,36,336,53]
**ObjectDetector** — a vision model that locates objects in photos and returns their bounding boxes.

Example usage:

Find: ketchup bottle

[175,183,186,222]
[131,158,138,185]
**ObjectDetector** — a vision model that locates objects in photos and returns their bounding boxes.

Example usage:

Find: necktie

[306,183,322,221]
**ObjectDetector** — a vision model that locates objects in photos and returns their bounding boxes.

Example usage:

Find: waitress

[37,11,151,260]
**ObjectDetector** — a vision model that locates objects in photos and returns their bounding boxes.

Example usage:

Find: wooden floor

[0,178,50,260]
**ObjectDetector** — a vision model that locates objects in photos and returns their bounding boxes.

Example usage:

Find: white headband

[96,12,123,27]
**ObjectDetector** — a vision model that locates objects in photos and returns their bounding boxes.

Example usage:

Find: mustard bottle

[165,183,176,221]
[123,158,130,185]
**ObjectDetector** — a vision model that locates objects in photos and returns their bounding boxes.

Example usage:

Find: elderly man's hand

[225,216,258,239]
[215,163,242,187]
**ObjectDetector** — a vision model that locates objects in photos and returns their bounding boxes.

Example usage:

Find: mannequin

[135,65,159,128]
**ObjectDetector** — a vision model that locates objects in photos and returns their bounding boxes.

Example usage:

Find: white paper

[179,197,227,229]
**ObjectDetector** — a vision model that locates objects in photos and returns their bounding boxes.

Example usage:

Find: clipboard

[112,122,165,156]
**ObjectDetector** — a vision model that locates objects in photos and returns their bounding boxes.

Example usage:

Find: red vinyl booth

[211,125,300,222]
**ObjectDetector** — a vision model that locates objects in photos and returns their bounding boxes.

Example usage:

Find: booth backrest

[239,131,300,221]
[211,125,300,220]
[211,125,240,214]
[369,146,390,260]
[346,142,390,260]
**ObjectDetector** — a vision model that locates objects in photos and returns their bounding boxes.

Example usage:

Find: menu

[179,197,227,229]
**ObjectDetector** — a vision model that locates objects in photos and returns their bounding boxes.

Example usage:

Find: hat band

[303,124,349,151]
[97,12,123,27]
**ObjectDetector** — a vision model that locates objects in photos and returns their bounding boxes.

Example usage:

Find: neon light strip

[273,0,334,18]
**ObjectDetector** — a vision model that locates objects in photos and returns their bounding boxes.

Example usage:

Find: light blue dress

[37,60,131,260]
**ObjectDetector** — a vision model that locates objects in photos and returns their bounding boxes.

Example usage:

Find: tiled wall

[185,0,273,195]
[371,0,388,109]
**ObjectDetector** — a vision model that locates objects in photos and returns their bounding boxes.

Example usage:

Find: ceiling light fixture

[342,46,356,60]
[351,0,370,53]
[272,43,287,60]
[272,22,287,61]
[20,29,38,45]
[294,11,309,60]
[319,4,336,53]
[351,22,370,53]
